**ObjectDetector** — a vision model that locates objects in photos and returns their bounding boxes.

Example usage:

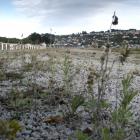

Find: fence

[0,42,46,51]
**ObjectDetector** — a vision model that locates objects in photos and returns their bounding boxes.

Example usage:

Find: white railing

[0,42,46,51]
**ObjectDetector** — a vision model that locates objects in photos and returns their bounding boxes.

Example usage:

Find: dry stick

[96,57,105,136]
[96,19,114,138]
[101,21,113,99]
[107,22,113,44]
[32,55,38,119]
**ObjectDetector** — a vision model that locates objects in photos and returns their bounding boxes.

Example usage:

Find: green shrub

[0,120,21,140]
[75,130,90,140]
[71,95,85,114]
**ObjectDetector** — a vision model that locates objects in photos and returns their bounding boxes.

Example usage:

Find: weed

[0,119,21,140]
[73,12,137,140]
[5,72,23,80]
[71,95,85,114]
[48,56,56,94]
[111,74,137,140]
[119,40,130,65]
[75,130,90,140]
[62,52,73,97]
[9,88,32,119]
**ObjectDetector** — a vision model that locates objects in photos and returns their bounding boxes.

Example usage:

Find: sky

[0,0,140,38]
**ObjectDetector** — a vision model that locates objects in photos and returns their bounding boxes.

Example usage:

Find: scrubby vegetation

[0,32,55,45]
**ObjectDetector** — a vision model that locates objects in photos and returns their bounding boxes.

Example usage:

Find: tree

[28,32,42,44]
[41,33,55,44]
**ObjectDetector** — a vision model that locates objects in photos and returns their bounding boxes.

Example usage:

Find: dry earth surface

[0,48,140,140]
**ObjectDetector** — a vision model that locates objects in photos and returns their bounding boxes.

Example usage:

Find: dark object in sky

[112,12,118,25]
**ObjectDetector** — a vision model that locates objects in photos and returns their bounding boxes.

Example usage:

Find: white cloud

[1,0,139,38]
[0,17,42,38]
[12,0,125,20]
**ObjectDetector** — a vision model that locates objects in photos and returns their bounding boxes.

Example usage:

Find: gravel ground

[0,48,140,140]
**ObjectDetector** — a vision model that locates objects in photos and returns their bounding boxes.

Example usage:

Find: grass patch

[5,72,24,80]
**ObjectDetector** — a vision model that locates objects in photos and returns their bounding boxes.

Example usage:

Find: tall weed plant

[75,12,137,140]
